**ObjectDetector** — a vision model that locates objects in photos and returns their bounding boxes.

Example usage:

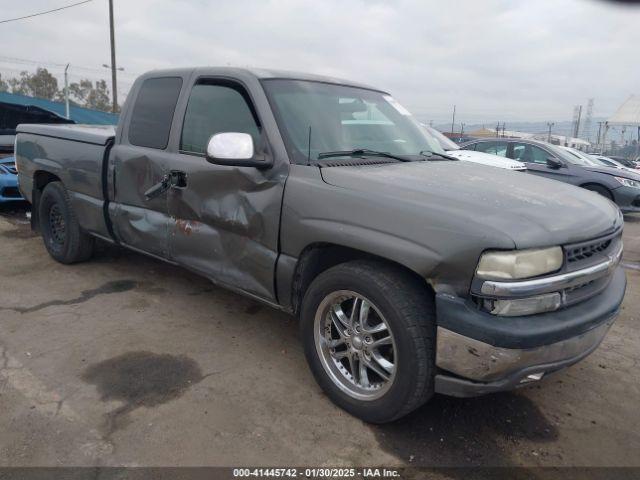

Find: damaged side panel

[110,145,175,258]
[166,153,286,301]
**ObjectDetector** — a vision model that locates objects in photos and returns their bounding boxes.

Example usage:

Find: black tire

[300,260,436,423]
[38,181,94,264]
[583,184,613,201]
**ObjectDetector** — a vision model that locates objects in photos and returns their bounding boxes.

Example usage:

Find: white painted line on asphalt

[0,344,114,458]
[0,345,80,422]
[622,262,640,271]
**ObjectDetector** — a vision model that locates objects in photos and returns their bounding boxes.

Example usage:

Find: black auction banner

[0,468,639,480]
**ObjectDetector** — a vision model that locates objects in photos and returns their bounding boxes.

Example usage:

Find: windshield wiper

[419,150,459,161]
[317,149,413,162]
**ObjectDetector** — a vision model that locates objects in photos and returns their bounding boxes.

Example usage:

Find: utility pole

[502,123,506,138]
[547,122,554,143]
[108,0,118,113]
[64,64,70,120]
[450,105,456,136]
[460,123,465,141]
[495,122,500,137]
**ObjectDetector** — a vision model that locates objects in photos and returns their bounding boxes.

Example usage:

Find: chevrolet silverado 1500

[15,67,626,422]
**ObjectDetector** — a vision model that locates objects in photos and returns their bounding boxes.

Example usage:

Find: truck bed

[17,124,115,146]
[15,124,116,240]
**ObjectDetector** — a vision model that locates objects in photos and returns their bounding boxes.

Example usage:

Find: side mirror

[546,157,563,169]
[206,132,271,168]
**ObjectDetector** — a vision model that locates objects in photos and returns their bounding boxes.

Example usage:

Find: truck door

[164,78,286,302]
[111,76,185,259]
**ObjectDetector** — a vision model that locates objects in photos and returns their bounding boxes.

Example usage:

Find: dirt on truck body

[15,66,626,422]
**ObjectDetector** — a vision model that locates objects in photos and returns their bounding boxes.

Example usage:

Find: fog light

[484,292,562,316]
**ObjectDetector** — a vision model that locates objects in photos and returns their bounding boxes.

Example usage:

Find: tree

[8,68,59,100]
[66,79,112,112]
[1,69,117,113]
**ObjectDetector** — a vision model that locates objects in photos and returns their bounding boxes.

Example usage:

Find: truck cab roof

[138,66,385,93]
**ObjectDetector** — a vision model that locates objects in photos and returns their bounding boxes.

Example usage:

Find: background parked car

[589,154,639,172]
[607,155,640,169]
[0,133,23,202]
[0,132,15,159]
[461,137,640,213]
[0,156,22,203]
[422,125,526,171]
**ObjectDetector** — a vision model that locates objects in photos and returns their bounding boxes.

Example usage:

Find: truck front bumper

[434,266,626,397]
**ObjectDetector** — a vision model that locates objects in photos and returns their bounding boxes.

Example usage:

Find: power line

[0,55,140,77]
[0,0,94,25]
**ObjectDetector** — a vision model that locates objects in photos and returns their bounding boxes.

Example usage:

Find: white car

[422,125,527,171]
[559,146,633,173]
[589,154,638,172]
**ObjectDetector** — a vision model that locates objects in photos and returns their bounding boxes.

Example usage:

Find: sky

[2,0,640,124]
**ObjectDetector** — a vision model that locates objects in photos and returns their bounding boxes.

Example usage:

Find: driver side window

[180,82,261,155]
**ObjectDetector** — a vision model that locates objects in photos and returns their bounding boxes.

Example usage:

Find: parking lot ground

[0,203,639,470]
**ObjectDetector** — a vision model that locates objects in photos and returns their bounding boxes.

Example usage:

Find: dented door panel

[111,144,176,257]
[166,152,286,301]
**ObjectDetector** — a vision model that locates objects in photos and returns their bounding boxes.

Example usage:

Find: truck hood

[320,161,621,248]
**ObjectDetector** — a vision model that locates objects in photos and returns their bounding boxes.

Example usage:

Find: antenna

[307,126,312,166]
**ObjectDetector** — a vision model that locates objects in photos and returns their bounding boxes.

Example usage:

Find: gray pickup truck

[15,67,626,423]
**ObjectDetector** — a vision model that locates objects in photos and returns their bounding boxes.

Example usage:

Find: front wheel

[300,260,436,423]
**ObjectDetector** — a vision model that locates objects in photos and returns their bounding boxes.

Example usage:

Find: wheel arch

[30,171,62,231]
[287,242,433,316]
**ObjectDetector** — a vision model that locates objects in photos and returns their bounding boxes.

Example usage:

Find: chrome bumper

[435,318,614,383]
[479,242,623,298]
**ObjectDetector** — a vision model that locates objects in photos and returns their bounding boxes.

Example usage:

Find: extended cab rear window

[128,77,183,149]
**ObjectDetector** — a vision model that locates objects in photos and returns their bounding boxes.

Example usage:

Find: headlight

[476,247,563,280]
[614,176,640,188]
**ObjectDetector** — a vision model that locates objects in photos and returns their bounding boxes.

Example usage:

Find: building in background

[0,91,119,127]
[605,95,640,159]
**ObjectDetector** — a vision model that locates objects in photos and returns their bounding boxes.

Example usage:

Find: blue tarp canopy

[0,91,119,126]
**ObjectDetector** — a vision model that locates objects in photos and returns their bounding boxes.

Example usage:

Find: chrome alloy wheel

[314,291,397,401]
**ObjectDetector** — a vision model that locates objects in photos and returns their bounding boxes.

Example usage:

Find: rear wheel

[583,184,613,201]
[300,260,436,423]
[39,181,94,264]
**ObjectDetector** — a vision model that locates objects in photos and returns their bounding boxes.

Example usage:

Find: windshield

[423,125,460,151]
[262,79,445,164]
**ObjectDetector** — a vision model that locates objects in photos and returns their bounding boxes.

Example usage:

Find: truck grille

[566,239,612,263]
[560,230,623,305]
[564,230,622,272]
